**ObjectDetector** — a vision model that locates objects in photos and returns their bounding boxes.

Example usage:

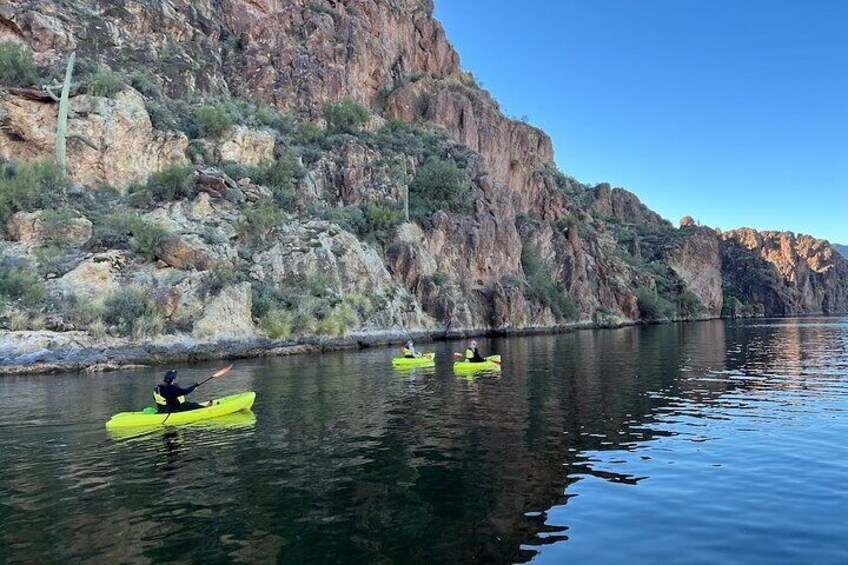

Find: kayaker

[465,340,485,363]
[154,369,208,413]
[402,339,422,358]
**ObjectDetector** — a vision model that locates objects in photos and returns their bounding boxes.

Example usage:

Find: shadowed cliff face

[0,0,845,352]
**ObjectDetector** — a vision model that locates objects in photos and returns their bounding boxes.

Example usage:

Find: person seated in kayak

[465,340,485,363]
[153,369,209,413]
[402,339,422,358]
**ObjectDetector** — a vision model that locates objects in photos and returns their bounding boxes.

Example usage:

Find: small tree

[323,97,369,133]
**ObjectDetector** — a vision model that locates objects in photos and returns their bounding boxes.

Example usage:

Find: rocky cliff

[0,0,845,372]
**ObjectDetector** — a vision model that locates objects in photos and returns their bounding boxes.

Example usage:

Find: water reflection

[0,318,846,564]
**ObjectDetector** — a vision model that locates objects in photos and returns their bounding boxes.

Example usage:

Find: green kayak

[106,391,256,429]
[392,352,436,367]
[453,355,501,372]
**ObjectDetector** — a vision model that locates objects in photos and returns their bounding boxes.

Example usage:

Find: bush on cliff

[408,158,467,225]
[103,288,162,337]
[323,98,369,133]
[84,67,124,98]
[88,212,168,259]
[146,165,196,201]
[236,197,282,243]
[0,158,66,227]
[193,105,234,137]
[0,42,38,86]
[636,287,676,320]
[0,256,45,308]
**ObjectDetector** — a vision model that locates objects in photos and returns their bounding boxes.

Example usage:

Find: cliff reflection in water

[1,318,846,564]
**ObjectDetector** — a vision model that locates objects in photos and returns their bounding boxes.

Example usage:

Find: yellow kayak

[392,352,436,367]
[454,355,501,372]
[105,391,256,428]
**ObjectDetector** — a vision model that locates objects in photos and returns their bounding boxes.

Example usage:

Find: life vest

[466,347,483,362]
[403,347,416,358]
[153,385,185,407]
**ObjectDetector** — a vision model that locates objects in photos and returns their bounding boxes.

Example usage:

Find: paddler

[465,339,485,363]
[402,339,422,358]
[153,369,209,413]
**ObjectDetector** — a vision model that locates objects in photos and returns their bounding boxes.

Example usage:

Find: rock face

[193,282,254,338]
[721,229,848,315]
[0,89,188,190]
[664,227,723,317]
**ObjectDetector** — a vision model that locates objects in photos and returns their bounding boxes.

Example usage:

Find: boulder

[193,282,254,339]
[149,287,183,320]
[216,126,275,166]
[6,211,92,244]
[156,236,211,271]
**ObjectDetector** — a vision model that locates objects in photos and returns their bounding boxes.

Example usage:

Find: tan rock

[156,236,211,271]
[51,251,126,299]
[149,287,183,320]
[6,211,92,244]
[216,126,275,165]
[193,282,254,339]
[6,212,42,242]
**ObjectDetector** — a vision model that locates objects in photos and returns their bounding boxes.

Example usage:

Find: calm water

[1,318,847,564]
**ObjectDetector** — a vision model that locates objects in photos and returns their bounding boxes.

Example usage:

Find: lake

[1,317,847,564]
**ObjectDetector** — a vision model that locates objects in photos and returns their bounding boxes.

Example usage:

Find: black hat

[164,369,178,382]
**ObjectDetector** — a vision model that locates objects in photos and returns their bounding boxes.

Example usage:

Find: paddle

[162,364,234,425]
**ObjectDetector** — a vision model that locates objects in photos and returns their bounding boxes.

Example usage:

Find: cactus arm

[55,52,76,178]
[67,132,98,151]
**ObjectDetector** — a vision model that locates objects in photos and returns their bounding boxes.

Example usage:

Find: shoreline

[3,313,831,376]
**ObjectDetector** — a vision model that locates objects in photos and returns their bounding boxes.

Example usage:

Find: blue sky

[434,1,847,243]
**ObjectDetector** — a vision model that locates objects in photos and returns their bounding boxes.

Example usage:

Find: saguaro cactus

[41,51,97,179]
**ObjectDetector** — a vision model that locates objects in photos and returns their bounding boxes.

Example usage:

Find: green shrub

[424,271,449,287]
[408,158,467,224]
[103,288,162,337]
[260,308,293,339]
[129,219,168,259]
[193,105,233,137]
[62,295,105,327]
[677,290,704,318]
[0,42,37,86]
[146,165,196,201]
[236,197,282,243]
[0,158,66,226]
[254,152,303,208]
[316,304,358,337]
[295,121,325,145]
[306,272,334,298]
[362,202,403,246]
[129,69,159,97]
[635,287,676,320]
[84,67,123,98]
[202,261,241,298]
[88,212,168,258]
[323,97,369,133]
[0,256,45,307]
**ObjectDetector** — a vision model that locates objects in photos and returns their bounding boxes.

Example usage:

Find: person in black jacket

[153,370,207,413]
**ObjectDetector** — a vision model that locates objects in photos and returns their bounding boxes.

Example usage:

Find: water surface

[1,317,847,563]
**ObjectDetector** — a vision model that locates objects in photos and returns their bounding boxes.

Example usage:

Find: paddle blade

[212,364,234,378]
[453,352,463,359]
